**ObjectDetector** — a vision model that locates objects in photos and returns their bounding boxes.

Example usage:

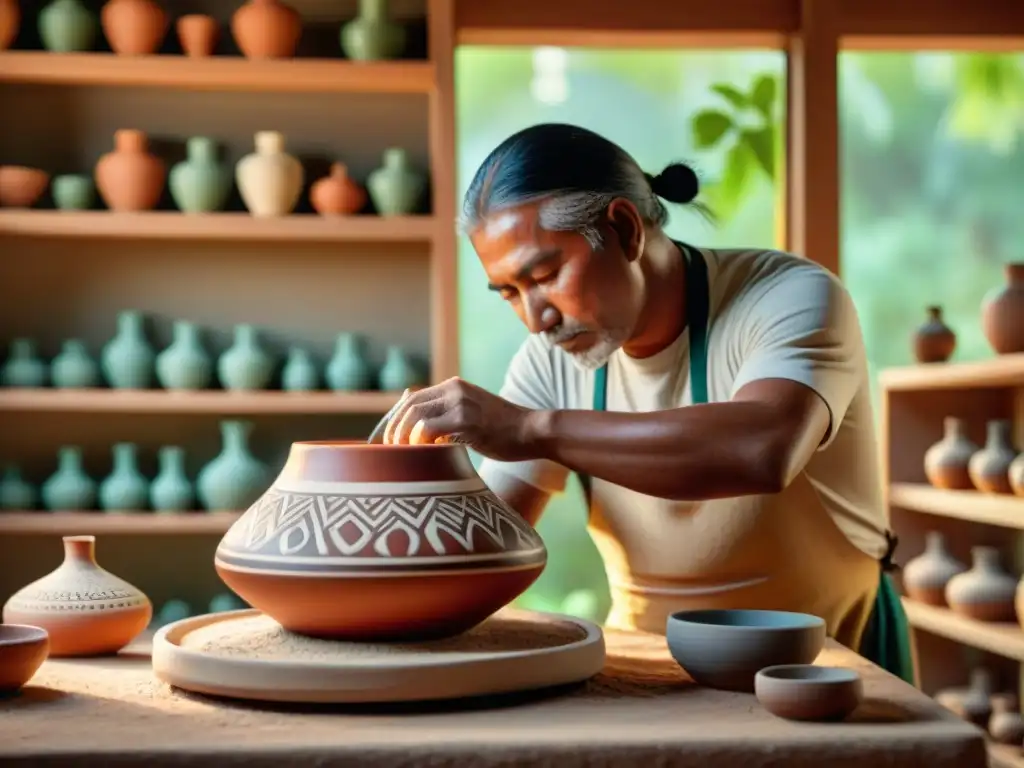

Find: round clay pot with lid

[924,416,979,490]
[176,14,218,57]
[945,546,1017,622]
[982,263,1024,355]
[310,162,367,215]
[968,419,1019,494]
[214,441,548,641]
[0,0,19,50]
[231,0,301,59]
[902,531,967,606]
[95,129,166,211]
[101,0,168,55]
[912,305,956,363]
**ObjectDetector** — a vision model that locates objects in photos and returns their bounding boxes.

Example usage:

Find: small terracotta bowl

[666,609,826,692]
[755,664,863,722]
[0,166,50,208]
[0,624,50,693]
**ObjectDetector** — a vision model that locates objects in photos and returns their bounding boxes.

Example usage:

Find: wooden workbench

[0,627,989,767]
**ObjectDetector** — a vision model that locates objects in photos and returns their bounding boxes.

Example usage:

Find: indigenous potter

[382,123,912,681]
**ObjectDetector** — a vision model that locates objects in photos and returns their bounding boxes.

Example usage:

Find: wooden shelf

[989,742,1024,768]
[890,483,1024,529]
[879,355,1024,391]
[0,389,401,415]
[0,211,436,243]
[902,599,1024,661]
[0,52,436,94]
[0,511,241,535]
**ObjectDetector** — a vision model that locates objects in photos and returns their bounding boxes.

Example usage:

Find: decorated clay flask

[968,419,1019,494]
[236,131,304,217]
[912,306,956,363]
[902,531,966,606]
[231,0,301,59]
[2,535,152,657]
[945,546,1017,622]
[981,263,1024,355]
[310,163,367,215]
[923,417,979,490]
[0,0,19,50]
[100,0,167,55]
[95,129,167,212]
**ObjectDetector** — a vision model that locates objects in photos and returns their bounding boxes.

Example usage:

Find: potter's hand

[382,377,539,461]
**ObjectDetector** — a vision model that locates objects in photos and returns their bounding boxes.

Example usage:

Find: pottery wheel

[151,607,605,704]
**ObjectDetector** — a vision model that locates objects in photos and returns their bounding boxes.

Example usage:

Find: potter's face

[469,202,642,370]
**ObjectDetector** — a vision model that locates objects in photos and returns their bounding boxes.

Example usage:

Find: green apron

[578,242,915,685]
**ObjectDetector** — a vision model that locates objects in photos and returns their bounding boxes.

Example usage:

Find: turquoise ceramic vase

[156,320,213,390]
[99,442,150,512]
[52,174,96,210]
[339,0,406,60]
[196,420,270,511]
[1,338,47,387]
[325,332,374,391]
[218,324,274,390]
[51,339,100,388]
[169,137,233,213]
[39,0,98,52]
[378,345,422,391]
[281,346,320,391]
[42,446,97,511]
[367,148,425,215]
[150,446,195,512]
[101,310,155,389]
[0,465,38,510]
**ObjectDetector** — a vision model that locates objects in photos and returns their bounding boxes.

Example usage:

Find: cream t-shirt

[479,247,889,643]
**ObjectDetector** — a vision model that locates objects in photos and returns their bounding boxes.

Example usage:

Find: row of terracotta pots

[924,417,1024,496]
[0,0,408,61]
[936,668,1024,744]
[913,264,1024,361]
[904,533,1024,625]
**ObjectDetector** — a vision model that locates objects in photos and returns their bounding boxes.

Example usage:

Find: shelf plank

[879,355,1024,392]
[989,742,1024,768]
[0,389,400,415]
[0,511,240,535]
[902,599,1024,661]
[890,483,1024,529]
[0,211,436,243]
[0,52,435,94]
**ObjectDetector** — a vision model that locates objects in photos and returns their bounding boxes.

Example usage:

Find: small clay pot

[0,624,49,693]
[0,0,19,50]
[924,417,979,491]
[755,664,863,722]
[0,166,50,208]
[913,306,956,363]
[989,694,1024,745]
[945,546,1017,623]
[968,419,1019,495]
[981,264,1024,355]
[310,162,367,215]
[176,14,218,57]
[95,129,167,211]
[101,0,167,56]
[902,531,966,606]
[231,0,301,59]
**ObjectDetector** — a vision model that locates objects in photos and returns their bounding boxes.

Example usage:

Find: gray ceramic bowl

[666,609,826,692]
[755,664,863,721]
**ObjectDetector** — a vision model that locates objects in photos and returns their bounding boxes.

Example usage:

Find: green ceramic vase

[1,338,47,387]
[52,174,96,210]
[196,420,270,511]
[42,446,97,511]
[99,442,150,512]
[325,332,374,391]
[39,0,97,52]
[51,339,100,388]
[378,345,422,391]
[0,465,38,510]
[156,320,213,390]
[340,0,406,60]
[101,310,155,389]
[150,446,195,512]
[217,324,273,391]
[281,347,320,391]
[169,137,232,213]
[367,148,425,215]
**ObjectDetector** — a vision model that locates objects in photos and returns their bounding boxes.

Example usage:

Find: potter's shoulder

[710,247,839,286]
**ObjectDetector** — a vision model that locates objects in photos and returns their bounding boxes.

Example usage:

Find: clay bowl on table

[214,441,548,641]
[0,166,50,208]
[666,609,826,692]
[755,664,863,721]
[0,624,49,694]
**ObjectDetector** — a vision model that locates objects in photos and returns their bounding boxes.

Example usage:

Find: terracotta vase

[0,0,19,50]
[236,131,304,217]
[310,163,366,215]
[901,531,966,606]
[2,535,152,657]
[912,306,956,363]
[176,14,218,57]
[990,695,1024,745]
[231,0,301,59]
[1009,453,1024,496]
[981,264,1024,355]
[95,129,166,211]
[214,442,548,640]
[945,546,1017,622]
[100,0,167,56]
[924,417,979,490]
[968,419,1019,495]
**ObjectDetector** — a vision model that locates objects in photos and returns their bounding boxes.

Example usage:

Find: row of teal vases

[0,420,270,513]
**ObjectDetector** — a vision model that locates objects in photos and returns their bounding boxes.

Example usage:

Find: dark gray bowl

[666,609,826,692]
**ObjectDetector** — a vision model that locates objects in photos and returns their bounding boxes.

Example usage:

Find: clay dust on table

[180,613,589,663]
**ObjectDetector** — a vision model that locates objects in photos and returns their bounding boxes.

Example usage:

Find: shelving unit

[0,511,241,535]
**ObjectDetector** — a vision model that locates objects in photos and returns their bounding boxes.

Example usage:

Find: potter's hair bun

[645,163,700,204]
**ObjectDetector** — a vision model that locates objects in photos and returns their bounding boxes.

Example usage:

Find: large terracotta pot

[214,442,548,640]
[981,263,1024,355]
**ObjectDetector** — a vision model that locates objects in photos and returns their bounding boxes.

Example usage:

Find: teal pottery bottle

[325,332,374,391]
[154,599,192,628]
[51,339,100,388]
[52,174,96,210]
[39,0,98,52]
[196,420,270,511]
[42,446,97,511]
[281,346,320,391]
[156,320,213,390]
[99,442,150,512]
[340,0,406,61]
[1,338,48,387]
[209,593,247,612]
[101,310,155,389]
[367,148,425,216]
[150,446,195,512]
[169,137,233,213]
[0,465,38,510]
[378,345,423,391]
[217,324,274,391]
